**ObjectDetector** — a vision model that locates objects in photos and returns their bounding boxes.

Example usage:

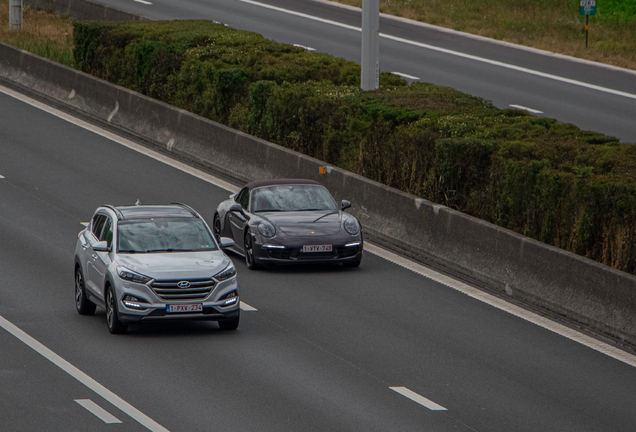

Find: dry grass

[0,0,74,66]
[334,0,636,70]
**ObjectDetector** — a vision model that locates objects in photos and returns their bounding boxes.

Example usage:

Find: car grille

[151,278,217,301]
[267,245,360,260]
[337,246,360,258]
[267,249,294,259]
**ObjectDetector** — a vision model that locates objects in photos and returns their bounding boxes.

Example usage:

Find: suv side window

[237,188,250,210]
[100,217,113,248]
[91,214,106,239]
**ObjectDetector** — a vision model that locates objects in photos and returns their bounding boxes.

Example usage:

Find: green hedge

[74,20,636,275]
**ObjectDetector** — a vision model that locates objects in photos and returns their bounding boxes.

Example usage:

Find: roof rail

[171,202,199,218]
[103,205,124,220]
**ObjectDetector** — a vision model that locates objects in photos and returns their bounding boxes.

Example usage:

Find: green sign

[580,0,596,15]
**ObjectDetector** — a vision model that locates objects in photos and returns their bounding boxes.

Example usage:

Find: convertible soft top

[245,178,322,190]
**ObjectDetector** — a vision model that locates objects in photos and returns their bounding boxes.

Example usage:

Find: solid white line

[239,0,636,101]
[390,387,447,411]
[391,72,419,80]
[364,244,636,368]
[75,399,122,424]
[134,0,153,4]
[0,315,170,432]
[240,301,257,311]
[509,104,543,114]
[2,83,636,368]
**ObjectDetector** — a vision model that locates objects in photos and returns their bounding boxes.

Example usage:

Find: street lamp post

[9,0,23,31]
[361,0,379,91]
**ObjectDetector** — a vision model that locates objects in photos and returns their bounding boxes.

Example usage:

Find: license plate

[166,303,203,313]
[302,244,332,252]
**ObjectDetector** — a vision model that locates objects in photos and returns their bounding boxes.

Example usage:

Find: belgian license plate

[166,303,203,313]
[302,244,332,252]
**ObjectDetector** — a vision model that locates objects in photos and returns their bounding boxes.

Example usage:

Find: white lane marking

[0,175,4,179]
[0,315,170,432]
[75,399,122,424]
[364,244,636,368]
[134,0,153,4]
[240,301,257,311]
[3,83,636,368]
[391,72,420,80]
[238,0,636,101]
[293,44,316,51]
[509,104,543,114]
[390,387,447,411]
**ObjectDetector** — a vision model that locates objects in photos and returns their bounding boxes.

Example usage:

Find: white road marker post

[361,0,379,91]
[9,0,22,31]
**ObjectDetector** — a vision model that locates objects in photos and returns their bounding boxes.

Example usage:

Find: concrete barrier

[2,37,635,347]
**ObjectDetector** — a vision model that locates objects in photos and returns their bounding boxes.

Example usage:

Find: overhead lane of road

[89,0,636,142]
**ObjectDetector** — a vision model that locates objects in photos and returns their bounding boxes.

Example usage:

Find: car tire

[106,286,128,335]
[218,310,240,331]
[343,259,361,268]
[244,228,260,270]
[213,213,222,243]
[75,266,96,315]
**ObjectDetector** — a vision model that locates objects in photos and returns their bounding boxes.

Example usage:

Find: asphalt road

[75,0,636,143]
[2,83,636,431]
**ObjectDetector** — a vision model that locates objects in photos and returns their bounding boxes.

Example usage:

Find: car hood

[116,251,231,280]
[261,211,342,236]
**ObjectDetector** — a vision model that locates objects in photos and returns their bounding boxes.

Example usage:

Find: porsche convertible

[213,179,363,269]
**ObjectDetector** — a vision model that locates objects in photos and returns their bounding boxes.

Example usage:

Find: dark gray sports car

[213,179,363,269]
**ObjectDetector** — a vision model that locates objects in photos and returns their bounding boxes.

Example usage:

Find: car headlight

[258,221,276,238]
[117,266,152,284]
[213,263,237,281]
[344,218,360,235]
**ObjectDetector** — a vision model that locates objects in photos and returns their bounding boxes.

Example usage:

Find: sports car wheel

[213,213,222,242]
[106,287,128,334]
[244,228,260,270]
[75,266,96,315]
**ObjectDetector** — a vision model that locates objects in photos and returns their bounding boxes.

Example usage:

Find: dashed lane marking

[509,104,543,114]
[0,315,169,431]
[392,72,420,80]
[390,387,447,411]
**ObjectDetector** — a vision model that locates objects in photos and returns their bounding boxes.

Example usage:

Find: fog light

[123,294,148,310]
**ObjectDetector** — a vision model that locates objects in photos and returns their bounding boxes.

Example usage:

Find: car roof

[245,178,322,190]
[110,205,196,220]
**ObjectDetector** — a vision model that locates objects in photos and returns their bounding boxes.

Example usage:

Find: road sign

[580,0,596,16]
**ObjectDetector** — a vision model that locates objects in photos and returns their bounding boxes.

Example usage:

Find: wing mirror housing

[93,241,111,252]
[219,237,235,249]
[341,200,351,211]
[230,203,250,220]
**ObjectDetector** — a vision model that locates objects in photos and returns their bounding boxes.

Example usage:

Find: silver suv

[74,203,240,334]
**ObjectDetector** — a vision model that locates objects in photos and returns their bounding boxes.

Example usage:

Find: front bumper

[253,242,363,265]
[119,306,239,324]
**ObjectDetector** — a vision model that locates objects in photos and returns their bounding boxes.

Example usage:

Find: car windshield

[117,218,217,253]
[252,184,338,212]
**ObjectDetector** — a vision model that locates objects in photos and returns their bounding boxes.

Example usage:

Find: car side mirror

[219,237,235,249]
[230,203,250,220]
[341,200,351,211]
[93,241,110,252]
